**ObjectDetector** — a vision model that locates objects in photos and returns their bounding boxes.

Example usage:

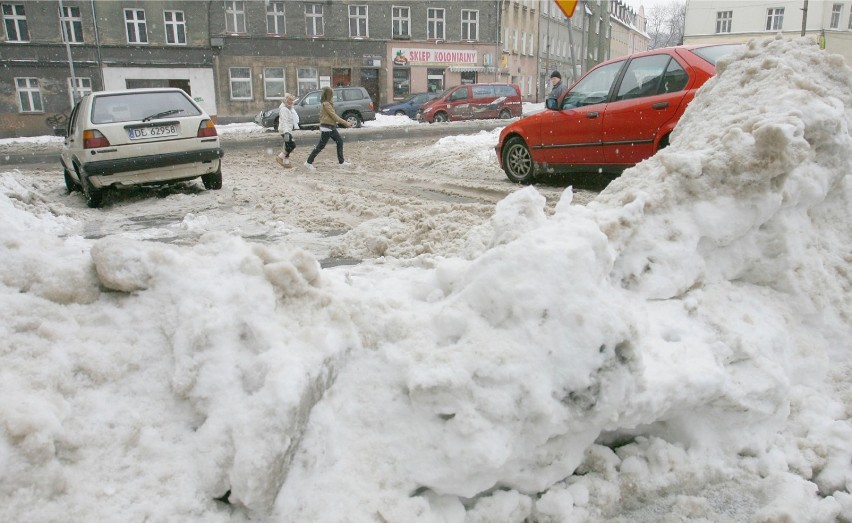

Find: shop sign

[392,48,478,67]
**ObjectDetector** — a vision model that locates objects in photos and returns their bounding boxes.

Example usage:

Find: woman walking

[304,87,351,170]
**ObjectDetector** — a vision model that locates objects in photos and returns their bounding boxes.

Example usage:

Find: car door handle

[652,102,669,109]
[587,112,599,119]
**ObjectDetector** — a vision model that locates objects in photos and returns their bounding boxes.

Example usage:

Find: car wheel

[433,112,449,123]
[64,169,77,193]
[502,137,535,184]
[81,172,103,208]
[202,167,223,190]
[499,109,512,119]
[394,110,406,116]
[343,112,363,128]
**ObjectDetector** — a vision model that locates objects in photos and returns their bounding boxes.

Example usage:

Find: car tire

[202,167,223,190]
[64,169,78,193]
[343,112,362,128]
[498,109,512,119]
[433,112,449,123]
[81,172,103,208]
[502,137,535,185]
[394,110,406,116]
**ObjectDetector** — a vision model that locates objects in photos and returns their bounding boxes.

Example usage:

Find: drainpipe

[59,0,79,105]
[90,0,104,88]
[800,0,808,37]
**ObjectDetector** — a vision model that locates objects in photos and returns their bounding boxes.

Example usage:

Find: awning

[449,66,485,72]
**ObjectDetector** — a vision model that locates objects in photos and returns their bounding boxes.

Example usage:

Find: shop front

[386,45,499,101]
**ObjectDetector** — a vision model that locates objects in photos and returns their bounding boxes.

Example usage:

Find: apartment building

[684,0,852,63]
[609,0,649,59]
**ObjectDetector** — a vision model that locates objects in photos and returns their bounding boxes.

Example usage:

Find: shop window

[393,69,410,98]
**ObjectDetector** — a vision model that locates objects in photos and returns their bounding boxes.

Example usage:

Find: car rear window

[91,91,201,124]
[691,44,741,65]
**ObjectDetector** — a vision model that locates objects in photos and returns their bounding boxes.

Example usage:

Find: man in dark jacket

[548,71,568,102]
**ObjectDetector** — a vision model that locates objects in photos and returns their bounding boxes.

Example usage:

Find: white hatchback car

[60,88,224,208]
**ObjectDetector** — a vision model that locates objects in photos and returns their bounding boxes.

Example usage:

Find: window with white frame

[765,7,784,31]
[2,3,28,42]
[830,4,841,29]
[503,28,509,52]
[297,67,318,95]
[521,31,526,54]
[392,6,409,38]
[59,5,83,43]
[716,11,732,33]
[461,9,478,41]
[15,77,42,112]
[513,29,518,53]
[229,67,252,99]
[528,33,534,56]
[349,5,367,37]
[124,8,147,43]
[164,10,186,45]
[427,8,444,40]
[225,0,246,33]
[305,4,323,36]
[67,77,92,106]
[264,67,285,99]
[267,1,285,35]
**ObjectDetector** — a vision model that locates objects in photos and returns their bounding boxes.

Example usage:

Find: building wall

[683,0,852,63]
[500,0,540,101]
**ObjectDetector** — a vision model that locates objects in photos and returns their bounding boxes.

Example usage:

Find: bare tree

[646,1,686,49]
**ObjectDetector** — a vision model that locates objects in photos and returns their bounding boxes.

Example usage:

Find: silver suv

[255,86,376,129]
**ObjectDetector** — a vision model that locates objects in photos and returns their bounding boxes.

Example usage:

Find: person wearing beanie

[548,70,568,102]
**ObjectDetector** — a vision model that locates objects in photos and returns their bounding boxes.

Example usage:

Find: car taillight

[369,102,374,110]
[83,130,110,149]
[197,119,218,138]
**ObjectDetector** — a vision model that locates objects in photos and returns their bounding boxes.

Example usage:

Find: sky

[1,36,851,522]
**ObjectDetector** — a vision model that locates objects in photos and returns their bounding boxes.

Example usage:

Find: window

[765,8,784,31]
[263,67,285,99]
[59,5,83,43]
[461,9,478,41]
[615,54,669,101]
[67,77,92,106]
[561,61,622,108]
[715,11,732,33]
[124,8,147,44]
[297,67,318,95]
[229,67,252,99]
[528,34,534,55]
[521,31,526,54]
[225,0,246,33]
[427,8,444,40]
[392,6,409,38]
[427,68,444,93]
[503,28,509,52]
[513,29,518,53]
[15,77,42,112]
[305,4,323,36]
[460,71,476,84]
[349,5,367,38]
[849,5,852,29]
[267,1,285,35]
[830,4,841,29]
[3,3,29,42]
[393,68,409,98]
[164,10,186,45]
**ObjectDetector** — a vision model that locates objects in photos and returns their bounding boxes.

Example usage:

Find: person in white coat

[276,93,300,168]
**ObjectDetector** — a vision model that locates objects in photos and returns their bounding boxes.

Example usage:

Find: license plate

[128,124,179,140]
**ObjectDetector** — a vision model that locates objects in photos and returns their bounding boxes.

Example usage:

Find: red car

[496,43,741,184]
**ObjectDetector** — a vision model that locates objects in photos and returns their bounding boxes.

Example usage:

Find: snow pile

[0,36,850,523]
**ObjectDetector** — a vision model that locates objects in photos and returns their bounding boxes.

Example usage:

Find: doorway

[360,68,380,107]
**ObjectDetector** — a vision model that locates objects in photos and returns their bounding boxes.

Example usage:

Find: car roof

[90,87,189,97]
[592,42,740,69]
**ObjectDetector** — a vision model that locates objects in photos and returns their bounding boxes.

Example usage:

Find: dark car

[255,86,376,129]
[379,92,442,119]
[496,43,741,184]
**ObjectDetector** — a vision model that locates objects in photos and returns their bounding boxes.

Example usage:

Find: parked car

[60,88,223,208]
[379,91,442,119]
[496,43,741,184]
[255,86,376,129]
[417,83,522,123]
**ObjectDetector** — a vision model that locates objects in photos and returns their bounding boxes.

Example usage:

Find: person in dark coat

[548,71,568,102]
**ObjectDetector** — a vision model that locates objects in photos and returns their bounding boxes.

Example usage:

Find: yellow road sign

[554,0,578,18]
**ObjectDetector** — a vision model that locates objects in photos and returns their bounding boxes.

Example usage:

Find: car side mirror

[545,98,559,110]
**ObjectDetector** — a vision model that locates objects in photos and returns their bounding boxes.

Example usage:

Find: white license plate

[128,124,179,140]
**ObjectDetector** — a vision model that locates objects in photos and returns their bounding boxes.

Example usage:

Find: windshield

[91,91,200,124]
[691,44,742,65]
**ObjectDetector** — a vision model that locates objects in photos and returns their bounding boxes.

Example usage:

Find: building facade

[609,0,649,59]
[683,0,852,63]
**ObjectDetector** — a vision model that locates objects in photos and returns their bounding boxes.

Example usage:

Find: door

[469,85,497,119]
[445,87,471,120]
[360,68,379,108]
[539,60,624,167]
[297,91,322,125]
[602,53,687,166]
